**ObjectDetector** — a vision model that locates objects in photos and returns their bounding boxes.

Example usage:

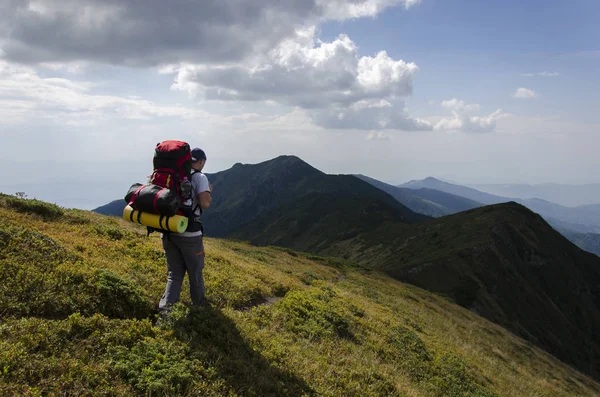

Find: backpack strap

[181,169,204,235]
[190,170,202,216]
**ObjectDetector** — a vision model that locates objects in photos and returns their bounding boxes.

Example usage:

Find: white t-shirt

[180,171,210,237]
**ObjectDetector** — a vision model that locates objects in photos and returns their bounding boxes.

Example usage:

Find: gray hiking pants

[159,234,206,309]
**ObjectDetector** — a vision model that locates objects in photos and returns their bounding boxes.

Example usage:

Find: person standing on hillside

[159,147,213,310]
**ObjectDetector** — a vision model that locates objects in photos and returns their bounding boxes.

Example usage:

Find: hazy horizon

[2,154,600,210]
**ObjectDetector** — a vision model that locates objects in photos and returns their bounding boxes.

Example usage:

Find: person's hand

[209,183,213,192]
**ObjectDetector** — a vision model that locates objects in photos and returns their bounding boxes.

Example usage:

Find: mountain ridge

[202,156,427,238]
[401,177,600,233]
[356,174,482,217]
[92,162,600,258]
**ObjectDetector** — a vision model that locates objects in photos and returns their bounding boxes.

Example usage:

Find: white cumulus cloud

[434,98,507,133]
[318,0,421,20]
[513,87,538,99]
[169,28,429,131]
[0,1,431,133]
[441,98,481,113]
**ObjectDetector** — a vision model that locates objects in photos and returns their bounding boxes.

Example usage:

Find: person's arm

[198,190,211,209]
[194,174,212,209]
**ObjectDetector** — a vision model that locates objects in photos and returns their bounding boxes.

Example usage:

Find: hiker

[159,147,212,310]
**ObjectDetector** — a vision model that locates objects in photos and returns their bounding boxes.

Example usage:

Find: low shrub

[277,285,355,340]
[0,194,64,221]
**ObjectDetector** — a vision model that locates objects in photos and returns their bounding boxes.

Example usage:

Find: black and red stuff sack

[124,140,193,217]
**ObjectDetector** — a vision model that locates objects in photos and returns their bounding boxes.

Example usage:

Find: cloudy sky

[1,0,599,208]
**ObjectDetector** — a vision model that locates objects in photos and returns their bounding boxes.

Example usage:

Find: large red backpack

[149,140,193,202]
[125,140,193,217]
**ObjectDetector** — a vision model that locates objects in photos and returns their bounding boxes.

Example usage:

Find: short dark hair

[191,147,206,161]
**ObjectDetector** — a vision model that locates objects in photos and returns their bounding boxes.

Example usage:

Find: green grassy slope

[342,202,600,381]
[1,194,599,396]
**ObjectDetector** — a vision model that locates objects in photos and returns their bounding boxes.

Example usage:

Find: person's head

[191,147,207,171]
